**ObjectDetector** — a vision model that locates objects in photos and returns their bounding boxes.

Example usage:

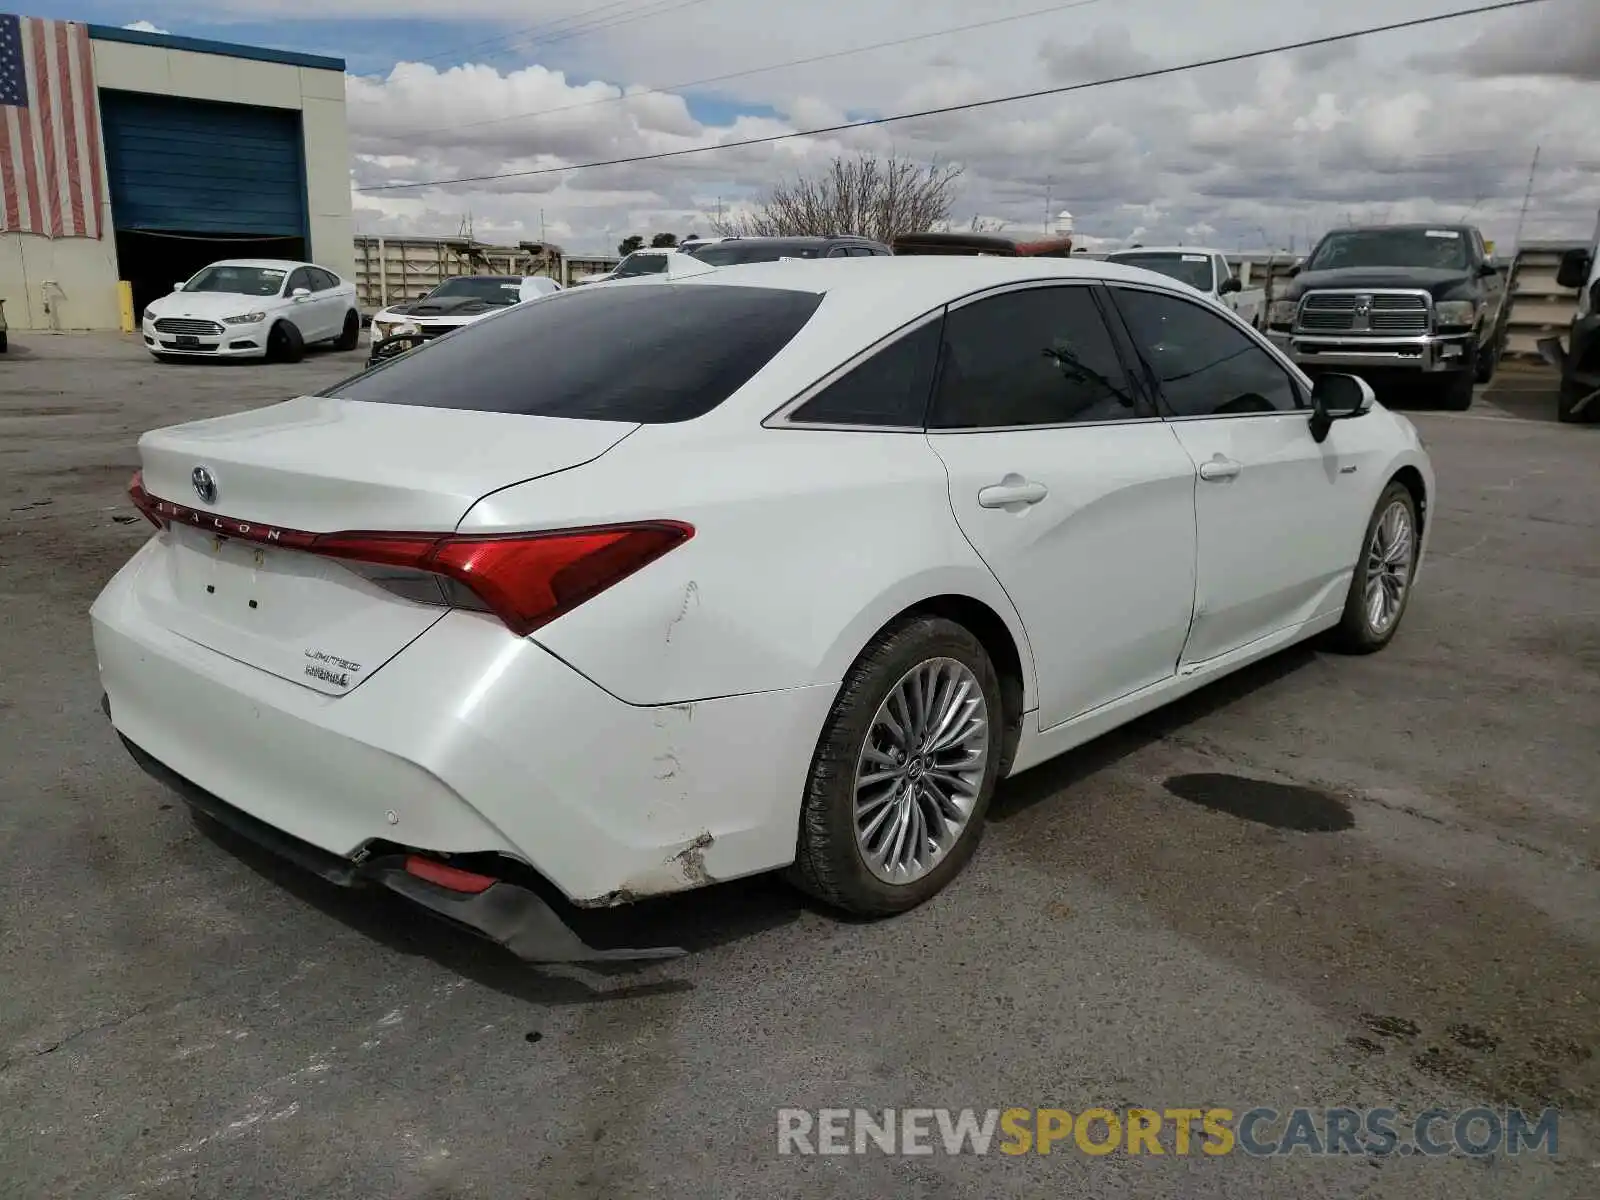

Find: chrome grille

[152,317,224,336]
[1296,291,1429,335]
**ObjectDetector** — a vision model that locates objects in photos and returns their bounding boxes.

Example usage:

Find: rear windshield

[325,283,824,423]
[613,253,670,277]
[1109,252,1213,290]
[689,241,823,265]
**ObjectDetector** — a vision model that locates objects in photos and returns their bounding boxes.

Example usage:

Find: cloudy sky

[35,0,1600,254]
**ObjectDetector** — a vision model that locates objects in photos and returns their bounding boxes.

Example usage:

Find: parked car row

[144,219,1574,421]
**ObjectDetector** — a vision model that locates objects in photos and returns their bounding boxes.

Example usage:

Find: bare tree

[711,154,963,244]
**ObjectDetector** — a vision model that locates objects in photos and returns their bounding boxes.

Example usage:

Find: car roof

[1321,223,1472,235]
[1106,246,1224,257]
[628,255,1191,426]
[204,258,313,269]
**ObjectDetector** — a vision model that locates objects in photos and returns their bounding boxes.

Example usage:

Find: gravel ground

[1,333,1597,1199]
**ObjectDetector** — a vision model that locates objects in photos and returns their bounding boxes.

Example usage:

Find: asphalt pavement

[1,334,1596,1198]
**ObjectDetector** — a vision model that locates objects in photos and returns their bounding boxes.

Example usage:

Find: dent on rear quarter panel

[460,427,1033,708]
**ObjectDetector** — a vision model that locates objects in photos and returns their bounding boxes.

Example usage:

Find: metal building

[1,16,353,332]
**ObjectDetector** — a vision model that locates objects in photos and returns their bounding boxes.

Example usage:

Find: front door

[1105,284,1379,666]
[925,281,1200,731]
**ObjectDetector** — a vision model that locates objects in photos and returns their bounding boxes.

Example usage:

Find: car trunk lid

[131,395,638,696]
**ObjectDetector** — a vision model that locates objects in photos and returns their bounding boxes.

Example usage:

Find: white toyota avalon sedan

[141,259,361,363]
[94,255,1433,962]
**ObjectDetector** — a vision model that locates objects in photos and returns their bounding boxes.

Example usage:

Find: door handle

[1198,456,1241,482]
[978,476,1049,509]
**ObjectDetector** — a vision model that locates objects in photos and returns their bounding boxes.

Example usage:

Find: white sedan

[142,259,361,363]
[368,275,562,361]
[94,255,1432,962]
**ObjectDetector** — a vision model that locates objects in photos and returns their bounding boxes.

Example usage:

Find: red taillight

[403,855,496,894]
[315,523,693,637]
[127,476,693,637]
[128,471,165,528]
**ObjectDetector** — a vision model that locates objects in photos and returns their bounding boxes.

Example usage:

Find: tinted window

[1110,287,1302,417]
[848,246,879,257]
[326,284,822,423]
[1109,252,1213,291]
[614,253,669,277]
[317,268,342,290]
[428,276,521,303]
[928,286,1146,429]
[789,318,942,428]
[1304,228,1469,271]
[286,268,313,294]
[691,241,824,265]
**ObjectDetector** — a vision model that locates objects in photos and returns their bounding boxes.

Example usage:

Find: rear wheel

[789,616,1003,916]
[267,320,304,364]
[1328,481,1419,654]
[1557,379,1598,424]
[333,309,360,351]
[1438,367,1475,411]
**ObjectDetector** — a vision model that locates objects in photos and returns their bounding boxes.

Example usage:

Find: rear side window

[691,242,823,265]
[788,317,942,428]
[326,284,824,423]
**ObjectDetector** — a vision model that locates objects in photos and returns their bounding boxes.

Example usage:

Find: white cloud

[121,20,172,34]
[336,0,1600,255]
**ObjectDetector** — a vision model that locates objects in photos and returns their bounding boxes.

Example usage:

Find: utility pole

[1043,176,1052,236]
[1512,144,1541,255]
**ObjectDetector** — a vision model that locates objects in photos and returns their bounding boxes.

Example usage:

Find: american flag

[0,13,105,239]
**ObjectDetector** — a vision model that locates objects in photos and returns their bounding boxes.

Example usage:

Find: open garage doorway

[117,231,308,322]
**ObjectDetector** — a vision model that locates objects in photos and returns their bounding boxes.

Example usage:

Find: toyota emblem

[191,466,218,506]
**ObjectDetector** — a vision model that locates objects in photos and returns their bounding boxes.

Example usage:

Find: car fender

[460,428,1041,712]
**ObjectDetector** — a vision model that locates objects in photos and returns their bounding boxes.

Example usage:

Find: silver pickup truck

[1104,247,1266,327]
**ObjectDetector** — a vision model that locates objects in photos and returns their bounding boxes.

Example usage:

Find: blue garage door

[99,89,307,236]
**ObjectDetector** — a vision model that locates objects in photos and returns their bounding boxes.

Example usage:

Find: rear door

[925,281,1200,731]
[1104,283,1379,666]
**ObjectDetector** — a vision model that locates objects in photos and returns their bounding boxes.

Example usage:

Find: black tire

[1328,480,1419,655]
[1438,367,1475,411]
[267,320,305,364]
[333,309,360,351]
[0,329,7,353]
[1474,331,1500,384]
[1557,379,1598,424]
[788,615,1005,916]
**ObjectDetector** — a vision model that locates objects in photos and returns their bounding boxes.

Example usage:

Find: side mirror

[291,287,311,299]
[1556,248,1593,290]
[173,281,186,292]
[1308,372,1375,442]
[1477,261,1499,278]
[1218,276,1242,295]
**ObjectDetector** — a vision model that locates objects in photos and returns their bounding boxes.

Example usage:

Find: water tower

[1053,210,1074,237]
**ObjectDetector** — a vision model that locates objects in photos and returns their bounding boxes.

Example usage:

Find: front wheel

[1328,481,1419,654]
[1437,367,1475,411]
[333,309,360,351]
[1557,379,1599,424]
[266,320,305,364]
[788,616,1004,916]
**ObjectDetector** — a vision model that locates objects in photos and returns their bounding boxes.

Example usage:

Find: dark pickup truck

[1265,223,1507,410]
[1539,215,1600,424]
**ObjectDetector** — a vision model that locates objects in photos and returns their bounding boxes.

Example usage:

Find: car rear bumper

[111,726,683,962]
[91,541,833,944]
[1269,330,1473,374]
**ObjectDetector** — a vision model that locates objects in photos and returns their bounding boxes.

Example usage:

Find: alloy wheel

[853,657,990,885]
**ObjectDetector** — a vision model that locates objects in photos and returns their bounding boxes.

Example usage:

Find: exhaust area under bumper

[112,709,685,965]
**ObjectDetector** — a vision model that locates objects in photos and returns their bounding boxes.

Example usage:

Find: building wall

[0,32,351,332]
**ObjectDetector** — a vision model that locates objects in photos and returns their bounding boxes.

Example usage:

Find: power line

[409,0,716,70]
[359,0,1548,194]
[412,0,1108,138]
